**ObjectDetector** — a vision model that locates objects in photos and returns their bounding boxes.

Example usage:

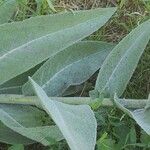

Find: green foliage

[23,41,114,96]
[0,2,150,150]
[114,95,150,135]
[29,77,97,150]
[46,0,56,12]
[0,104,63,145]
[0,123,33,145]
[97,133,116,150]
[0,0,17,24]
[35,0,56,14]
[8,144,24,150]
[0,7,116,86]
[95,19,150,98]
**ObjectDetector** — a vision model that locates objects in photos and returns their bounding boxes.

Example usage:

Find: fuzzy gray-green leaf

[0,104,63,145]
[95,19,150,97]
[0,123,33,145]
[114,96,150,135]
[23,41,114,96]
[0,0,17,24]
[30,77,97,150]
[0,7,116,86]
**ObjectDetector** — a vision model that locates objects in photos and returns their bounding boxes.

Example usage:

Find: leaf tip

[28,76,35,86]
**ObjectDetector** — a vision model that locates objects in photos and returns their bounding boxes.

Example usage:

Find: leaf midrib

[99,31,146,94]
[44,100,78,150]
[0,16,102,61]
[0,109,51,145]
[42,50,103,89]
[0,16,104,85]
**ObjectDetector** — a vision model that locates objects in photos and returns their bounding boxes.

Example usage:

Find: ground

[0,0,150,150]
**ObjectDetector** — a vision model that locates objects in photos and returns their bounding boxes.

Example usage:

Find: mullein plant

[0,1,150,150]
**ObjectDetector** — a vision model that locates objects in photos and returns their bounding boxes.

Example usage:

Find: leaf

[46,0,57,12]
[0,7,116,86]
[0,104,63,145]
[35,0,43,12]
[95,19,150,97]
[97,133,116,150]
[0,86,22,94]
[141,130,150,145]
[113,124,130,146]
[129,127,136,144]
[0,123,33,145]
[62,85,84,96]
[0,0,17,24]
[145,94,150,110]
[0,104,47,126]
[23,41,114,96]
[30,77,97,150]
[114,95,150,135]
[0,62,43,94]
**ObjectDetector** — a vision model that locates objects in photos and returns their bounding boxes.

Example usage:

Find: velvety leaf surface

[62,85,84,96]
[30,78,97,150]
[0,123,33,145]
[0,104,63,145]
[114,96,150,135]
[95,19,150,97]
[0,86,22,94]
[23,41,114,96]
[0,104,46,126]
[0,0,17,24]
[0,7,116,86]
[0,63,43,94]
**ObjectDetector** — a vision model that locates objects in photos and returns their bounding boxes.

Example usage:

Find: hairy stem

[0,94,147,109]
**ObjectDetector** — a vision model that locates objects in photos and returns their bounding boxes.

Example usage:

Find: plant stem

[0,94,147,109]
